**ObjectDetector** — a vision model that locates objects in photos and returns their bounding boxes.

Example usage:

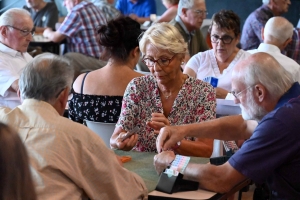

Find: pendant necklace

[164,91,172,99]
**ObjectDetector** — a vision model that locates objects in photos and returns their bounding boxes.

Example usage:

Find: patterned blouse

[68,94,123,123]
[117,75,216,152]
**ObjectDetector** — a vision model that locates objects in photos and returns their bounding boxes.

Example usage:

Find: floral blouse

[117,75,216,152]
[68,94,123,123]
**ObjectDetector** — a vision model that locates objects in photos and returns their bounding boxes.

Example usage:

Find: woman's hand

[147,113,170,134]
[153,151,175,175]
[110,127,139,151]
[215,87,229,99]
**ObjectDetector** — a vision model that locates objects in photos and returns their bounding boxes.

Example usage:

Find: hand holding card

[120,126,140,142]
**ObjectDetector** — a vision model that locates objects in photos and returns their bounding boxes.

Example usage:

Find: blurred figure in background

[90,0,121,22]
[240,0,291,50]
[169,0,209,63]
[0,122,36,200]
[23,0,58,33]
[156,0,179,23]
[0,8,34,108]
[115,0,156,24]
[69,16,143,124]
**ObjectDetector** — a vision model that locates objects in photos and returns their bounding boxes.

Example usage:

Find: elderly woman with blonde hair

[110,23,216,157]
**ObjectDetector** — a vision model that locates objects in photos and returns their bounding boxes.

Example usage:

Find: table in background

[30,35,60,55]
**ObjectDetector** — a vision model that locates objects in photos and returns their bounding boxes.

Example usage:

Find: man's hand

[153,151,175,174]
[43,28,53,38]
[156,126,186,153]
[147,113,170,134]
[215,87,229,99]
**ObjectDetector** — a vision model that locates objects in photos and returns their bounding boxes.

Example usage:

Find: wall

[1,0,299,27]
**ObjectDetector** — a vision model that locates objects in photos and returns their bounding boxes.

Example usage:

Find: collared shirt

[58,1,106,59]
[248,43,300,82]
[229,83,300,199]
[175,15,195,43]
[0,99,148,200]
[284,28,300,65]
[241,5,274,50]
[90,0,120,22]
[0,43,32,108]
[115,0,156,17]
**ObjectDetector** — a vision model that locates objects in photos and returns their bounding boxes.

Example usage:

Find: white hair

[0,8,30,26]
[234,53,294,101]
[19,53,74,104]
[264,16,293,44]
[262,0,270,4]
[178,0,205,16]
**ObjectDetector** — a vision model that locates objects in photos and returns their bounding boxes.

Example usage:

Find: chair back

[85,121,116,148]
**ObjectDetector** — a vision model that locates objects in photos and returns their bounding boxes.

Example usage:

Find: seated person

[110,23,216,157]
[69,16,143,123]
[0,8,34,109]
[0,122,36,200]
[90,0,121,22]
[23,0,58,33]
[156,0,179,23]
[184,10,250,99]
[43,0,107,80]
[0,53,147,199]
[154,52,300,199]
[115,0,156,24]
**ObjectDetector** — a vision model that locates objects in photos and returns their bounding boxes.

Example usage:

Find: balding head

[232,52,293,121]
[233,52,293,100]
[263,16,293,48]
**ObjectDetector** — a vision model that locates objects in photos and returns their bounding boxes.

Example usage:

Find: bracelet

[172,141,181,150]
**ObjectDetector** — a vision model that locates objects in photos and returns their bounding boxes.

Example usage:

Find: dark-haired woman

[68,16,143,123]
[184,10,250,99]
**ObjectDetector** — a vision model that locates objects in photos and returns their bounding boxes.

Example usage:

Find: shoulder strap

[81,72,90,94]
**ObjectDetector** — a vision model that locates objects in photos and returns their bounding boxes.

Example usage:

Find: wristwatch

[172,141,181,150]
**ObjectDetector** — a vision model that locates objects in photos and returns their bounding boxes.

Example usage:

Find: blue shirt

[115,0,156,17]
[229,82,300,199]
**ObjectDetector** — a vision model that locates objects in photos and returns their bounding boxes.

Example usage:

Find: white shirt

[185,49,250,91]
[248,43,300,82]
[0,99,147,200]
[0,42,32,108]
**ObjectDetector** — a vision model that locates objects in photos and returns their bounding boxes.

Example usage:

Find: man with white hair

[241,0,291,50]
[0,53,147,199]
[169,0,208,60]
[248,16,300,83]
[154,52,300,199]
[0,8,34,108]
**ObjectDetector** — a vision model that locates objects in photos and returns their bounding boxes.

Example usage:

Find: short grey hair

[262,0,270,4]
[19,53,74,104]
[178,0,205,16]
[139,22,188,56]
[0,8,30,26]
[234,53,294,100]
[264,16,293,44]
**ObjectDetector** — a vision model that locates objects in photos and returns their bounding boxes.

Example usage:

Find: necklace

[163,91,172,99]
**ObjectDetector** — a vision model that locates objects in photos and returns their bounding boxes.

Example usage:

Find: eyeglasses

[211,34,234,44]
[231,86,253,99]
[142,54,176,67]
[192,9,208,17]
[6,25,35,37]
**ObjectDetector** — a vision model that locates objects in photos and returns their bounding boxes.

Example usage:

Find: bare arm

[9,79,19,92]
[215,87,229,99]
[43,28,66,43]
[184,162,247,193]
[183,67,196,78]
[157,115,257,152]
